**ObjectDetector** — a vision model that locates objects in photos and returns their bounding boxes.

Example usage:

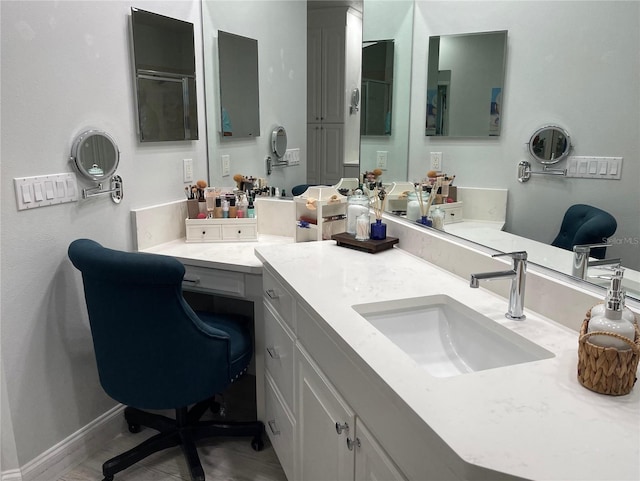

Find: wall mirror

[272,126,287,159]
[71,130,119,181]
[218,30,260,139]
[70,130,123,203]
[361,39,394,136]
[528,125,571,164]
[426,30,507,137]
[130,8,198,142]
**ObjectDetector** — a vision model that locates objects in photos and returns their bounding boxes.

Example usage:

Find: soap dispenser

[587,268,637,349]
[589,267,637,325]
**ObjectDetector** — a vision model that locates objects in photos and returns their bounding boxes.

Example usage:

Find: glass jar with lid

[346,189,370,235]
[406,191,429,222]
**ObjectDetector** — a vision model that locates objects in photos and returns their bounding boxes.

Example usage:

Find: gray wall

[0,0,304,472]
[409,0,640,270]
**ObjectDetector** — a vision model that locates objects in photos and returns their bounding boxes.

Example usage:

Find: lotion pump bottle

[590,267,637,325]
[587,268,636,349]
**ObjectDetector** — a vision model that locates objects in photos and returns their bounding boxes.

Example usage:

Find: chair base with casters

[102,402,264,481]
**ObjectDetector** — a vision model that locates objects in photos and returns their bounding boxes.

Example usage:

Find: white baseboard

[1,469,23,481]
[5,404,125,481]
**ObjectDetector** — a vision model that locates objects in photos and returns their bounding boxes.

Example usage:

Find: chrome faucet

[470,251,527,320]
[571,243,620,279]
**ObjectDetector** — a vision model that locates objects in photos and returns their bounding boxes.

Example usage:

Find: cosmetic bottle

[214,197,223,218]
[236,194,247,218]
[229,197,237,218]
[222,198,229,218]
[587,268,636,349]
[247,200,255,218]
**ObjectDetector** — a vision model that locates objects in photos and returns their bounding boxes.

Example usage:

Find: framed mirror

[426,30,507,137]
[271,126,287,159]
[361,39,394,135]
[528,125,571,164]
[70,130,119,181]
[130,8,198,142]
[218,31,260,139]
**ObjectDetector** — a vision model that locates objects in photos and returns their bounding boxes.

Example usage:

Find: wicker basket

[577,317,640,396]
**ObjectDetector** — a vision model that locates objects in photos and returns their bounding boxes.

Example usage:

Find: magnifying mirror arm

[517,160,567,183]
[82,175,123,204]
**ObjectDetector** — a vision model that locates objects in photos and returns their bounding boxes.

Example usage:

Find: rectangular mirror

[426,30,507,137]
[217,30,260,139]
[361,39,394,136]
[130,8,198,142]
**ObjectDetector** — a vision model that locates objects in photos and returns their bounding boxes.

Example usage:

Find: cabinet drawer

[264,303,295,412]
[265,373,295,481]
[263,269,295,331]
[222,223,258,240]
[186,225,222,242]
[444,206,463,224]
[182,265,245,297]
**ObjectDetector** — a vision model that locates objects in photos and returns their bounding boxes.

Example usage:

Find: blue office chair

[551,204,617,259]
[68,239,263,481]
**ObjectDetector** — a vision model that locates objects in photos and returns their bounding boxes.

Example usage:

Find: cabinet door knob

[335,421,349,435]
[267,420,280,435]
[346,437,361,451]
[266,289,279,299]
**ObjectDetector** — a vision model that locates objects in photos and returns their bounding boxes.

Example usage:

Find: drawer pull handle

[268,420,280,435]
[182,276,200,285]
[335,421,349,435]
[266,347,280,359]
[266,289,279,299]
[346,437,360,451]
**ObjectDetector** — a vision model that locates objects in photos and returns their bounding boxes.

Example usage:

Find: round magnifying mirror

[70,130,120,181]
[271,126,287,160]
[528,125,571,164]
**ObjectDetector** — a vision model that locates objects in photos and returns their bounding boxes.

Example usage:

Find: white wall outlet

[183,158,193,182]
[287,148,301,166]
[430,152,442,171]
[221,154,230,177]
[376,151,388,169]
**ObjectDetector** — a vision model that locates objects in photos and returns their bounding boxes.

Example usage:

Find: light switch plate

[183,159,193,183]
[14,173,78,210]
[376,151,388,169]
[222,155,230,177]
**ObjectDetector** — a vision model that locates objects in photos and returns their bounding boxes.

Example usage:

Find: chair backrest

[551,204,617,259]
[68,239,232,409]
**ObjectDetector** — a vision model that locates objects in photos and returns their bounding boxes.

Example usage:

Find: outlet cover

[183,158,193,182]
[376,151,388,169]
[221,155,230,177]
[430,152,442,171]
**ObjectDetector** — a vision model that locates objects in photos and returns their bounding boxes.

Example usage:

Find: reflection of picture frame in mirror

[426,30,507,138]
[218,31,260,139]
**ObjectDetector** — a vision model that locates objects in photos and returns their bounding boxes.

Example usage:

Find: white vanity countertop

[141,234,293,274]
[255,241,640,481]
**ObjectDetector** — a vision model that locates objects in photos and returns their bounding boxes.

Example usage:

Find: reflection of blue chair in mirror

[68,239,263,481]
[291,184,316,196]
[551,204,617,259]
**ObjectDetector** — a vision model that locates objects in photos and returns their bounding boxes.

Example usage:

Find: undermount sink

[353,295,554,378]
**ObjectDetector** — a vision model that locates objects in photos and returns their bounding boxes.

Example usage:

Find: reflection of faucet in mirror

[470,251,527,320]
[572,243,621,280]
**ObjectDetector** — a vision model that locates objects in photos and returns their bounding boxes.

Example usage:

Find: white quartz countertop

[255,241,640,481]
[141,235,293,274]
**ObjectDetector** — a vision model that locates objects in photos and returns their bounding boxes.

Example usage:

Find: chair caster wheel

[251,436,264,451]
[128,423,141,433]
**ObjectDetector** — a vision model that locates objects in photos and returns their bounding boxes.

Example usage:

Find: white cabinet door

[307,27,322,123]
[297,347,355,481]
[307,124,321,185]
[354,420,408,481]
[321,26,346,123]
[321,124,345,185]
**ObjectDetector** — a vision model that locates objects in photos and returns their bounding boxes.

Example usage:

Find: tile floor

[56,376,287,481]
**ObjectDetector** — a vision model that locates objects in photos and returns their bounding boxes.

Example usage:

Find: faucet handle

[572,242,611,253]
[492,251,528,261]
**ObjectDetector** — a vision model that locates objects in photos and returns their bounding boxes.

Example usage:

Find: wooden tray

[331,232,399,254]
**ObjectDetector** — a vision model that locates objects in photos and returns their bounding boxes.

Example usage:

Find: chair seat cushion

[196,312,252,381]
